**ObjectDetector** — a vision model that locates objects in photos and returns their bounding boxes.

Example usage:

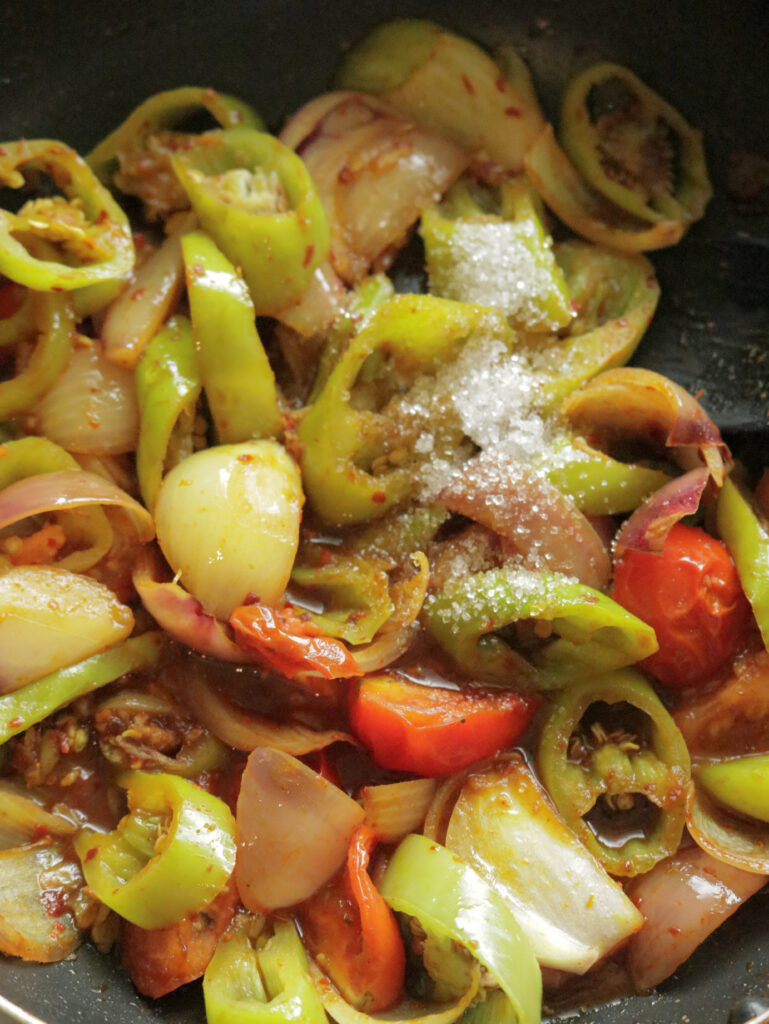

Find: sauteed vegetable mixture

[0,18,766,1023]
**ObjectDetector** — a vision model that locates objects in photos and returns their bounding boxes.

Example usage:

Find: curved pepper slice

[74,770,236,930]
[336,19,545,174]
[530,240,660,410]
[87,86,263,184]
[538,670,691,876]
[560,63,711,225]
[0,288,34,347]
[377,833,541,1024]
[172,128,329,318]
[717,476,769,650]
[298,293,495,525]
[0,140,134,290]
[422,565,658,690]
[181,231,282,443]
[204,916,327,1024]
[135,315,202,512]
[525,125,686,253]
[290,554,395,645]
[0,632,164,746]
[0,291,73,419]
[697,754,769,824]
[420,176,572,331]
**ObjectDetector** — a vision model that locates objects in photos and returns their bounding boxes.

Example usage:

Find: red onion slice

[562,368,730,485]
[625,843,766,991]
[614,468,709,555]
[235,747,364,912]
[0,469,154,543]
[438,451,611,589]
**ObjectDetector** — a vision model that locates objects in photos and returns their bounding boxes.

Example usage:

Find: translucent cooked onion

[0,841,82,962]
[625,844,766,990]
[281,92,469,283]
[0,782,77,850]
[360,778,437,843]
[235,747,364,912]
[33,344,139,455]
[0,566,134,693]
[443,756,642,973]
[154,440,304,621]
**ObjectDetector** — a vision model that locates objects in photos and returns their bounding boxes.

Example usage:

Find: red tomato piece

[348,675,540,777]
[612,523,751,689]
[230,604,362,679]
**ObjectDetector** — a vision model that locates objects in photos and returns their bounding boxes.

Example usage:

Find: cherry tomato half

[613,523,751,689]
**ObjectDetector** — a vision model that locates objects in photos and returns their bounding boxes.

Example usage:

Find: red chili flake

[8,716,23,728]
[0,147,6,156]
[338,165,354,185]
[505,106,522,118]
[319,548,333,566]
[85,847,98,862]
[347,610,367,623]
[193,263,205,276]
[569,299,582,312]
[32,823,51,840]
[302,244,315,268]
[371,491,387,504]
[617,316,628,327]
[461,74,476,96]
[49,920,66,937]
[668,926,681,936]
[131,288,146,302]
[95,209,109,225]
[41,889,68,918]
[237,454,254,464]
[495,75,507,93]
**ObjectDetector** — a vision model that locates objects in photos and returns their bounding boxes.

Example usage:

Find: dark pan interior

[0,1,768,1022]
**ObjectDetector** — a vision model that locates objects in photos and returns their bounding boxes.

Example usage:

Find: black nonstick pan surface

[0,1,768,1022]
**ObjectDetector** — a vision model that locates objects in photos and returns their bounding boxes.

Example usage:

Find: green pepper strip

[422,565,658,690]
[87,86,264,184]
[172,128,329,317]
[289,555,394,645]
[0,633,163,747]
[538,670,691,876]
[0,140,134,290]
[0,435,113,572]
[532,435,671,516]
[0,291,34,347]
[560,62,712,225]
[309,274,395,404]
[204,916,327,1024]
[182,231,282,444]
[135,315,202,511]
[299,294,495,525]
[531,241,660,411]
[0,291,73,419]
[75,769,236,930]
[346,504,450,561]
[717,477,769,650]
[378,833,541,1024]
[421,176,572,332]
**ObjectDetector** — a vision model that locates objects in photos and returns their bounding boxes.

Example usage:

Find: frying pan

[0,1,767,1021]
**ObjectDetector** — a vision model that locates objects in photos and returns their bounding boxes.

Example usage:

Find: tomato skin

[349,675,540,777]
[612,523,751,690]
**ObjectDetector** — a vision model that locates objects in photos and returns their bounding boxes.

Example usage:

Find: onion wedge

[614,468,709,555]
[625,844,766,990]
[235,748,364,912]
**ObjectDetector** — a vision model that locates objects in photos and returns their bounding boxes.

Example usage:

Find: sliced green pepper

[290,554,394,645]
[533,435,671,516]
[0,290,34,347]
[420,176,572,332]
[0,140,134,290]
[75,769,236,930]
[530,241,660,410]
[346,504,449,561]
[560,63,711,225]
[717,477,769,650]
[204,916,327,1024]
[182,230,282,444]
[0,633,164,746]
[0,291,73,419]
[378,833,541,1024]
[697,755,769,823]
[136,315,202,512]
[172,129,329,318]
[309,274,395,404]
[538,670,691,876]
[422,565,658,690]
[299,294,501,525]
[87,86,263,184]
[337,20,545,174]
